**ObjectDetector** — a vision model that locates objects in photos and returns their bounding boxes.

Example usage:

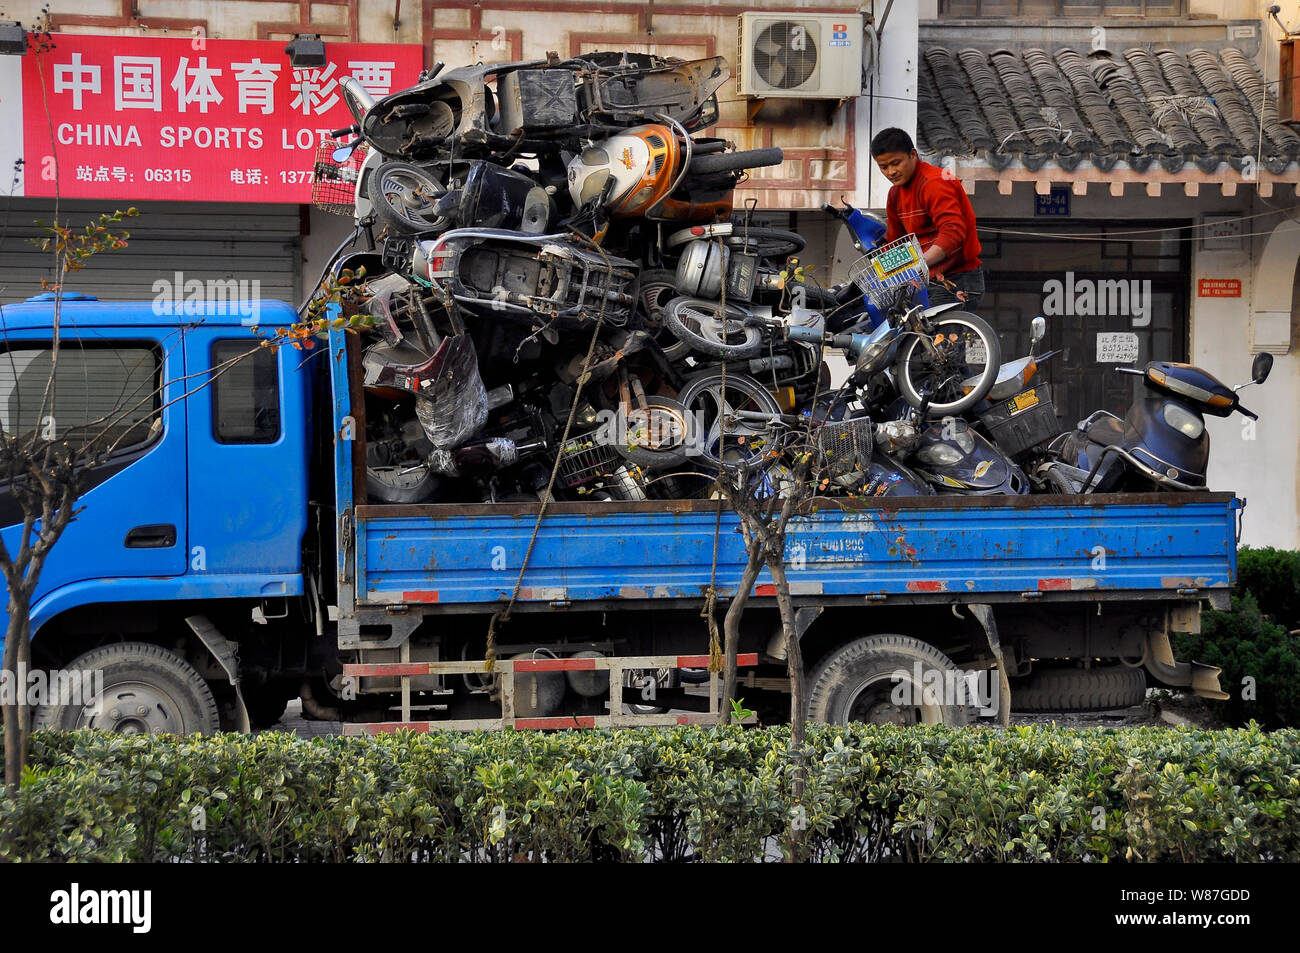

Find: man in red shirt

[870,127,984,311]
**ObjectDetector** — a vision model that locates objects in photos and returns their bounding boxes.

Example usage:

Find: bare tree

[1,209,140,791]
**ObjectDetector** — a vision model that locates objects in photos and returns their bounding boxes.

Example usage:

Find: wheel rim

[638,275,691,361]
[379,170,446,230]
[899,316,996,414]
[75,681,188,734]
[679,374,779,468]
[668,299,761,357]
[844,673,941,726]
[624,403,689,454]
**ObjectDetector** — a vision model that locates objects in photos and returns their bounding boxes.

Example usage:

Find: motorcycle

[1037,352,1274,493]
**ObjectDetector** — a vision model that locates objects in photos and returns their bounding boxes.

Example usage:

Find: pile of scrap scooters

[309,51,1271,506]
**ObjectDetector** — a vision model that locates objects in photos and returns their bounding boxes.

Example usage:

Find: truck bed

[349,494,1239,611]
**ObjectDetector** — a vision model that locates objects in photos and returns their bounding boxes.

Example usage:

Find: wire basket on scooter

[311,139,367,217]
[557,435,621,489]
[815,416,874,478]
[848,234,929,314]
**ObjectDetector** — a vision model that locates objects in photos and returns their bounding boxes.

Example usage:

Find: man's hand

[923,243,949,270]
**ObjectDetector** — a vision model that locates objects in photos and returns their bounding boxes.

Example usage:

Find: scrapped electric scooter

[1037,352,1274,494]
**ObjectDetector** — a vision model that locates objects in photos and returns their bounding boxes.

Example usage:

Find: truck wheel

[33,642,221,736]
[806,635,974,727]
[1011,664,1147,712]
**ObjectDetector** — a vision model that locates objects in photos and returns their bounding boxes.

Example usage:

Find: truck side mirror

[1252,352,1273,385]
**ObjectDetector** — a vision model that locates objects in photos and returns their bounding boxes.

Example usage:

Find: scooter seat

[1081,414,1127,447]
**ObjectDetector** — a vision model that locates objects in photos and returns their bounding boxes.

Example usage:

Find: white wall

[859,0,919,209]
[1195,226,1300,549]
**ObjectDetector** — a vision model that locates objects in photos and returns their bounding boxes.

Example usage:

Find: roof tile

[920,43,1293,173]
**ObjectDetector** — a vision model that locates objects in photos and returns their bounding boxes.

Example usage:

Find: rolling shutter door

[0,199,301,305]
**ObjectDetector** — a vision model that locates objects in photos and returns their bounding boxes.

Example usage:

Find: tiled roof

[918,44,1300,174]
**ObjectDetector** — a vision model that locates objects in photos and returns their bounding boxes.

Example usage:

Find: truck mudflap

[1143,604,1228,700]
[339,652,760,733]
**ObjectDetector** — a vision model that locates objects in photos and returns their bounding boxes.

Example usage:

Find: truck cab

[0,295,317,731]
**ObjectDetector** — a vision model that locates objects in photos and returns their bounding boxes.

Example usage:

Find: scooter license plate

[1009,388,1039,414]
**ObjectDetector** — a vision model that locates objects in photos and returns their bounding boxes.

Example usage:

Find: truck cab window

[0,343,161,453]
[211,340,280,444]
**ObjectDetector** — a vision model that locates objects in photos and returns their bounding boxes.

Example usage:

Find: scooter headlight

[916,443,964,466]
[855,340,890,376]
[1162,402,1204,439]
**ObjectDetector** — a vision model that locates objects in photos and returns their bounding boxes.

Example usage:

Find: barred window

[0,343,161,452]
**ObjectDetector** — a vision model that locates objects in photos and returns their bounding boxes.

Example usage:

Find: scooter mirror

[332,145,356,163]
[1031,316,1045,346]
[1252,351,1273,385]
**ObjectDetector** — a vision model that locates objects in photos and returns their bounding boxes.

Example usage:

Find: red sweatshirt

[884,160,982,274]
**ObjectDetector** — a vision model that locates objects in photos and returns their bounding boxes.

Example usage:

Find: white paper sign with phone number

[1096,331,1139,363]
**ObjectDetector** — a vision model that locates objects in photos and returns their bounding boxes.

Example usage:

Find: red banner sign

[19,34,422,202]
[1197,278,1242,298]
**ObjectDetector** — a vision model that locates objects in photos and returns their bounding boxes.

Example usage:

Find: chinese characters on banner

[19,34,422,202]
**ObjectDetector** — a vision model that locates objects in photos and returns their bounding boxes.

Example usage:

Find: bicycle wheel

[663,297,763,359]
[893,311,1001,417]
[677,370,781,469]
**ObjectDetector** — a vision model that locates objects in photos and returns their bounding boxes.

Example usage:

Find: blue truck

[0,296,1236,733]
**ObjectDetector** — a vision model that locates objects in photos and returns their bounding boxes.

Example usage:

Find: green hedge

[4,723,1298,862]
[1175,593,1300,730]
[1236,547,1300,633]
[1172,547,1300,729]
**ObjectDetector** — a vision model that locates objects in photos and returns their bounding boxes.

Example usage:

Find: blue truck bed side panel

[355,496,1240,606]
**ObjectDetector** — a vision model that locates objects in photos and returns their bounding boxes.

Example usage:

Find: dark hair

[870,127,915,157]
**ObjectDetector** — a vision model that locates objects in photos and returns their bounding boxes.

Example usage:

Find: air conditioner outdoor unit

[737,12,864,99]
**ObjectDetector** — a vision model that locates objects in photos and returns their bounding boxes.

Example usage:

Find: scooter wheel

[367,464,440,503]
[636,269,692,363]
[663,297,763,359]
[371,160,451,235]
[613,396,692,469]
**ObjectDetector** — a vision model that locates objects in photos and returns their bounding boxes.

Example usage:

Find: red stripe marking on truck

[402,591,440,603]
[755,584,777,596]
[514,716,597,730]
[1037,579,1071,591]
[343,663,430,677]
[906,580,946,592]
[513,657,597,672]
[676,653,758,668]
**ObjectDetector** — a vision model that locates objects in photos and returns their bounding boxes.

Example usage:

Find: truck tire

[33,642,221,736]
[807,635,974,727]
[1011,664,1147,712]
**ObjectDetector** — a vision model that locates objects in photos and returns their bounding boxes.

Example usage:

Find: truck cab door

[0,330,189,600]
[182,326,308,578]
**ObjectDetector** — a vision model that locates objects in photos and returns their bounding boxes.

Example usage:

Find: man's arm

[920,178,969,269]
[884,190,902,244]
